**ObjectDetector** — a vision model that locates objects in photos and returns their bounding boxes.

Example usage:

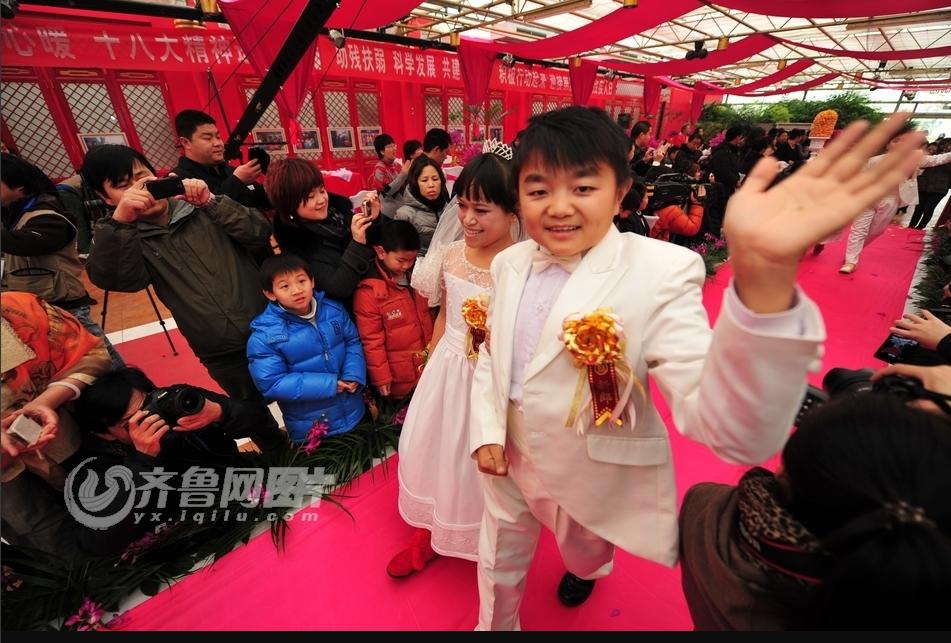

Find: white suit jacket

[469,226,824,567]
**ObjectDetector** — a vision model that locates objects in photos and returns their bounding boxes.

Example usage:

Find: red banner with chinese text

[2,14,618,98]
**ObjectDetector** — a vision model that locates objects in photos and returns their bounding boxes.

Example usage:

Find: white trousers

[844,195,900,265]
[476,403,615,631]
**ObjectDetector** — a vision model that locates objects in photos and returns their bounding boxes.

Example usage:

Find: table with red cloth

[321,169,366,197]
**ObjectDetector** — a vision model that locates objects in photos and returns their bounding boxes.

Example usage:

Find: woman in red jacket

[353,220,434,398]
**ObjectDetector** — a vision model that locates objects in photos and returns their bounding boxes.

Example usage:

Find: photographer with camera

[679,363,951,629]
[82,146,282,428]
[67,366,277,555]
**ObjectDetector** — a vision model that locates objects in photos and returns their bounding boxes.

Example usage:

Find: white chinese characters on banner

[1,25,244,67]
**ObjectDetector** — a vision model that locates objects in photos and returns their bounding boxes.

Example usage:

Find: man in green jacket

[82,145,273,410]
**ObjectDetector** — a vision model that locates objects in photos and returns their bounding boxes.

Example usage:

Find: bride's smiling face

[457,195,514,249]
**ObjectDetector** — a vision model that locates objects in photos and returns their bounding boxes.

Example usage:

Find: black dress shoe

[557,572,596,607]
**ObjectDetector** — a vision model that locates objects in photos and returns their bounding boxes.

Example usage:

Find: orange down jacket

[353,262,434,398]
[650,196,705,243]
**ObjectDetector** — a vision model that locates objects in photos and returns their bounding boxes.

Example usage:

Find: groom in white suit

[469,107,925,630]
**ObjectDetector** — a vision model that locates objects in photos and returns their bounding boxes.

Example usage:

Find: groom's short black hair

[513,106,632,188]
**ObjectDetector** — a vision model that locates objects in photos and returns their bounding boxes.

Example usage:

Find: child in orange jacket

[353,220,434,398]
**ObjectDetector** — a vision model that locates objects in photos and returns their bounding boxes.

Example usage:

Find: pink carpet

[111,225,926,630]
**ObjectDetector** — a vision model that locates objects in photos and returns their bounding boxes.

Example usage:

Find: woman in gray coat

[394,155,449,255]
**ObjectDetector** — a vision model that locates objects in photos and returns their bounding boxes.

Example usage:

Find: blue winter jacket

[247,293,367,442]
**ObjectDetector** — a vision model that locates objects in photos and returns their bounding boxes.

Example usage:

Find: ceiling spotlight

[685,41,708,60]
[0,0,21,20]
[777,59,787,71]
[902,90,917,100]
[877,60,887,70]
[622,0,639,6]
[716,36,729,51]
[449,32,460,47]
[329,29,346,50]
[502,53,515,68]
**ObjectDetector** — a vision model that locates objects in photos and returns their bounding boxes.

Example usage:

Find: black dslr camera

[795,367,949,427]
[141,385,205,426]
[646,172,710,213]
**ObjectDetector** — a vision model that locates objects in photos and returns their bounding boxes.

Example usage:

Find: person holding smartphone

[171,110,271,210]
[265,158,381,312]
[81,144,284,433]
[1,291,112,558]
[890,309,951,364]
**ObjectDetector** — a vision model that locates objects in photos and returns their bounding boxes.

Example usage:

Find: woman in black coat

[265,159,380,308]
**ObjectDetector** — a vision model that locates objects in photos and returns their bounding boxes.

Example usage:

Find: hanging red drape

[501,0,701,60]
[457,39,498,107]
[327,0,425,30]
[736,73,840,96]
[846,74,951,91]
[643,76,661,118]
[569,60,600,106]
[774,37,951,61]
[689,91,706,124]
[714,0,948,18]
[601,34,774,77]
[697,59,815,94]
[219,0,316,143]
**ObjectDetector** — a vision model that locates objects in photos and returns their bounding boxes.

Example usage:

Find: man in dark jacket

[171,109,270,210]
[82,144,271,404]
[707,126,745,199]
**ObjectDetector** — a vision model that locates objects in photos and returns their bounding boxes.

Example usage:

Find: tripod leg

[145,287,178,356]
[100,290,110,331]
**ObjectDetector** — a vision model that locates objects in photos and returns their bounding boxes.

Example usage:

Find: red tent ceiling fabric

[327,0,425,30]
[697,59,815,94]
[218,0,316,125]
[601,34,774,77]
[736,72,841,96]
[457,39,499,107]
[569,59,600,106]
[775,38,951,61]
[654,71,841,97]
[713,0,950,18]
[501,0,702,60]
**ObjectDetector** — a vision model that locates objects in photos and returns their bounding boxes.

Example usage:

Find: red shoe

[386,528,436,578]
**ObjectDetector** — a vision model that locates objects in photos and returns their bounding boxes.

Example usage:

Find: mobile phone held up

[145,177,186,200]
[8,414,44,447]
[249,146,270,175]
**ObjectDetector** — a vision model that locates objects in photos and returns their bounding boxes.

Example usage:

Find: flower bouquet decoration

[461,294,490,359]
[560,308,646,435]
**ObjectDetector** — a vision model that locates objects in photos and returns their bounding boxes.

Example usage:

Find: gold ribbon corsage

[560,308,646,435]
[461,294,489,359]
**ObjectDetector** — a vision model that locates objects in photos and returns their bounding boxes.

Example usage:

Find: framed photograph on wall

[298,129,322,152]
[251,128,288,153]
[78,131,128,153]
[487,125,504,142]
[357,126,381,150]
[470,124,486,144]
[328,127,355,152]
[448,126,466,147]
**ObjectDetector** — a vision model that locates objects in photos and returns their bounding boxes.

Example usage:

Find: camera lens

[177,388,204,415]
[822,367,875,397]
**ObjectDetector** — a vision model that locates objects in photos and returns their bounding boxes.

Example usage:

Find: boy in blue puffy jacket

[247,254,366,443]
